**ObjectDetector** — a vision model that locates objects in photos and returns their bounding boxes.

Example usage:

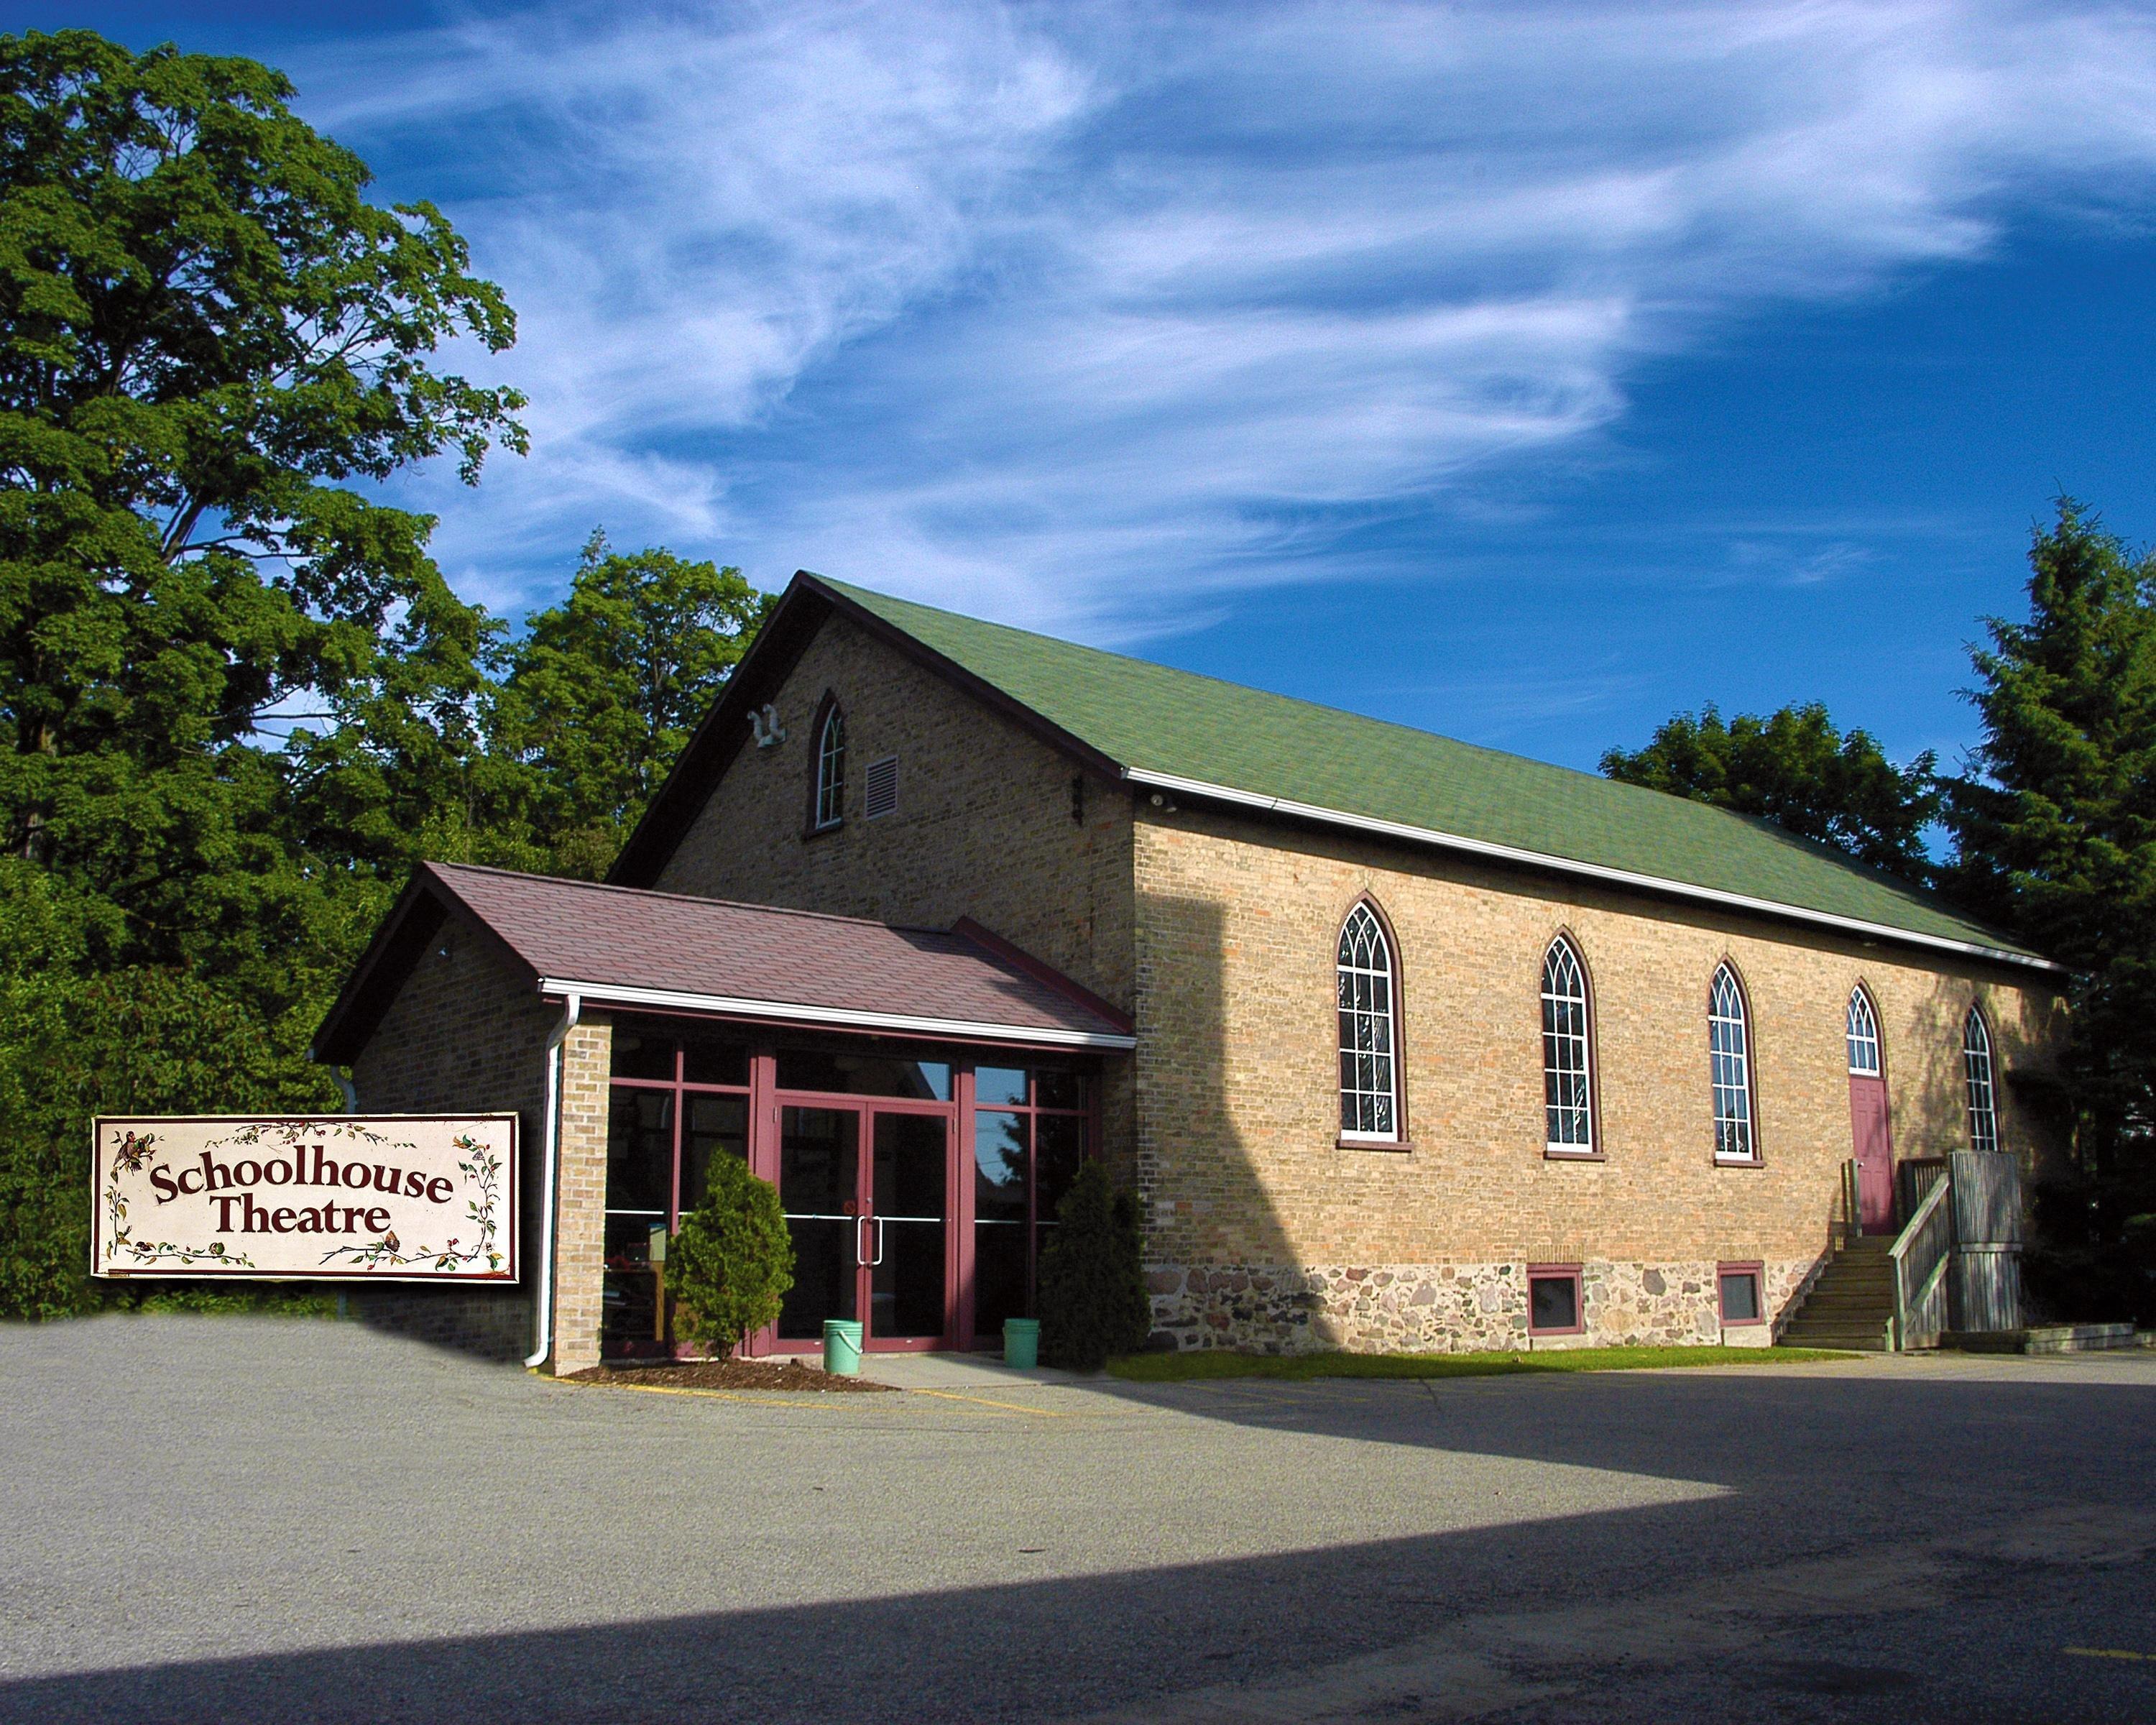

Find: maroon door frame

[605,1036,1098,1359]
[745,1064,963,1356]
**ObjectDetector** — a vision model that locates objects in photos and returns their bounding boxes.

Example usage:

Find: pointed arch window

[1337,903,1400,1141]
[1541,936,1595,1154]
[1846,987,1881,1076]
[1963,1006,1999,1154]
[1709,963,1757,1162]
[812,700,847,830]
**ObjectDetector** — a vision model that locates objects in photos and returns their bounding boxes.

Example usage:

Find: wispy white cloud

[299,0,2156,634]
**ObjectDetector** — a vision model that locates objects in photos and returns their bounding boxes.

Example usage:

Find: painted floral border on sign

[315,1134,504,1274]
[100,1118,506,1276]
[102,1128,257,1270]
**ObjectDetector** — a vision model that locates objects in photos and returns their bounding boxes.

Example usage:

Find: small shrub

[663,1154,793,1358]
[1038,1162,1151,1371]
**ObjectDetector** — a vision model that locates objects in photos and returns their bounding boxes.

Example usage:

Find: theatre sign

[91,1116,519,1282]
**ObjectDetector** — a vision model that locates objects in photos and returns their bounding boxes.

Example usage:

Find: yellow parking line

[904,1386,1072,1417]
[545,1376,862,1408]
[2065,1647,2152,1662]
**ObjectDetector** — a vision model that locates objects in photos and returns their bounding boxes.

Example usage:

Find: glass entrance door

[775,1105,860,1343]
[775,1105,950,1348]
[870,1113,948,1343]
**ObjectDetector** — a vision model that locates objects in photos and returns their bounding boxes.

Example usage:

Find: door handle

[856,1216,872,1266]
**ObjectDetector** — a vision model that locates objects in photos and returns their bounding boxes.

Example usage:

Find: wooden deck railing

[1889,1174,1954,1351]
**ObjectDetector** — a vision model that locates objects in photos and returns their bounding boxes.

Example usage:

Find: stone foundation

[1145,1258,1816,1353]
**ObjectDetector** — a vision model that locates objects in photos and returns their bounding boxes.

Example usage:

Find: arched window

[1709,962,1756,1162]
[813,700,847,829]
[1541,936,1595,1154]
[1846,987,1881,1076]
[1963,1006,1999,1154]
[1337,903,1399,1141]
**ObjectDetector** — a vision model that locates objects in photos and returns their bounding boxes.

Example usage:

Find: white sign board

[91,1116,519,1282]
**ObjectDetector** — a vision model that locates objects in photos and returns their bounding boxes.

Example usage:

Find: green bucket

[822,1318,863,1377]
[1003,1317,1040,1371]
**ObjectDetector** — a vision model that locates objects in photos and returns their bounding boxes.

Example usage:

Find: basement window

[1718,1263,1764,1325]
[864,754,898,819]
[1526,1265,1583,1336]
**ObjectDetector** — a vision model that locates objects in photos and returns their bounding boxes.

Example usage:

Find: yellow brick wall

[347,920,559,1361]
[1130,806,2067,1349]
[656,613,1135,1010]
[653,612,1140,1169]
[549,1016,614,1375]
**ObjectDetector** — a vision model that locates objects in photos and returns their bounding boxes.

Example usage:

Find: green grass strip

[1105,1343,1856,1383]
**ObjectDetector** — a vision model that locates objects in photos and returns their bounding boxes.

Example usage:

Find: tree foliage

[490,533,772,878]
[662,1154,793,1359]
[1600,703,1941,885]
[0,32,499,1318]
[1037,1162,1152,1371]
[1944,500,2156,1319]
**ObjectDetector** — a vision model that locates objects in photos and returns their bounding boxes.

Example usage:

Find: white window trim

[1964,1006,1999,1154]
[1846,986,1882,1076]
[1337,903,1401,1144]
[1542,936,1595,1156]
[813,704,846,830]
[1710,963,1759,1163]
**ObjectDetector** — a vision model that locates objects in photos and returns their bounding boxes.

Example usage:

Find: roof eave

[535,977,1137,1050]
[1123,767,2066,978]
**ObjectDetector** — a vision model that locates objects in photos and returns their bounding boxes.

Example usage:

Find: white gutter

[535,979,1136,1050]
[1125,767,2067,978]
[525,990,581,1371]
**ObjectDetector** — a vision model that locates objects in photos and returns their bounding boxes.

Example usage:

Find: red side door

[1848,1075,1894,1233]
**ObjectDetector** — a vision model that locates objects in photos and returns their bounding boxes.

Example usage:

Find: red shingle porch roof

[313,862,1135,1064]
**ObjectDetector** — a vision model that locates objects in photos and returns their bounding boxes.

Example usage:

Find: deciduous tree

[1601,702,1940,885]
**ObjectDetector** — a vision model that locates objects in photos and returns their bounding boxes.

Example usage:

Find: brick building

[315,574,2066,1372]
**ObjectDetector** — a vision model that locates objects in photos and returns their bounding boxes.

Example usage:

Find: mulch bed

[561,1358,896,1394]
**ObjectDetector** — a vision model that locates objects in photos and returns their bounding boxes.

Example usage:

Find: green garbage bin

[822,1318,863,1376]
[1003,1317,1040,1370]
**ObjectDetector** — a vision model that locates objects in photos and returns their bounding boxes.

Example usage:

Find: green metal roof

[816,576,2047,967]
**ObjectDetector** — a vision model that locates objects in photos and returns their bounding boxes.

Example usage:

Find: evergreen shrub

[663,1154,794,1358]
[1038,1161,1151,1371]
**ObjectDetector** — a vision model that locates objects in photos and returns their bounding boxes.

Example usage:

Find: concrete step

[1780,1329,1892,1350]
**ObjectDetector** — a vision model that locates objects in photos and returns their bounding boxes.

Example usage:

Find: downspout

[525,991,582,1371]
[334,1070,358,1113]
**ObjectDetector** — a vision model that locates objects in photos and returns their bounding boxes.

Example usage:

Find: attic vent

[864,755,899,819]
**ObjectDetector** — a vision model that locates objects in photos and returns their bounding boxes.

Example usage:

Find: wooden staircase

[1777,1235,1897,1351]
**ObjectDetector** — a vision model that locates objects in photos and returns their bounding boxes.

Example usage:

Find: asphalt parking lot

[1,1316,2151,1723]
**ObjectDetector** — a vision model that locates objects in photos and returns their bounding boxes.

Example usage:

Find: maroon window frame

[602,1029,755,1358]
[1526,1263,1585,1336]
[968,1066,1092,1347]
[1717,1261,1766,1326]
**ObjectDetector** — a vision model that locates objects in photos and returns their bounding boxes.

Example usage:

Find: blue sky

[29,1,2156,774]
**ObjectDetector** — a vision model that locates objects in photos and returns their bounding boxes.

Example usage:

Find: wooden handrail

[1889,1172,1954,1350]
[1886,1174,1948,1261]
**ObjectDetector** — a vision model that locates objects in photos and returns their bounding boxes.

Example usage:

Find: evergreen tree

[1945,500,2156,1319]
[1037,1162,1152,1371]
[662,1154,793,1359]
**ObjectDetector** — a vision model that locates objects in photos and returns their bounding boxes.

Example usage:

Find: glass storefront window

[969,1070,1090,1340]
[680,1092,749,1213]
[972,1110,1030,1337]
[606,1087,673,1215]
[775,1048,952,1099]
[604,1020,752,1357]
